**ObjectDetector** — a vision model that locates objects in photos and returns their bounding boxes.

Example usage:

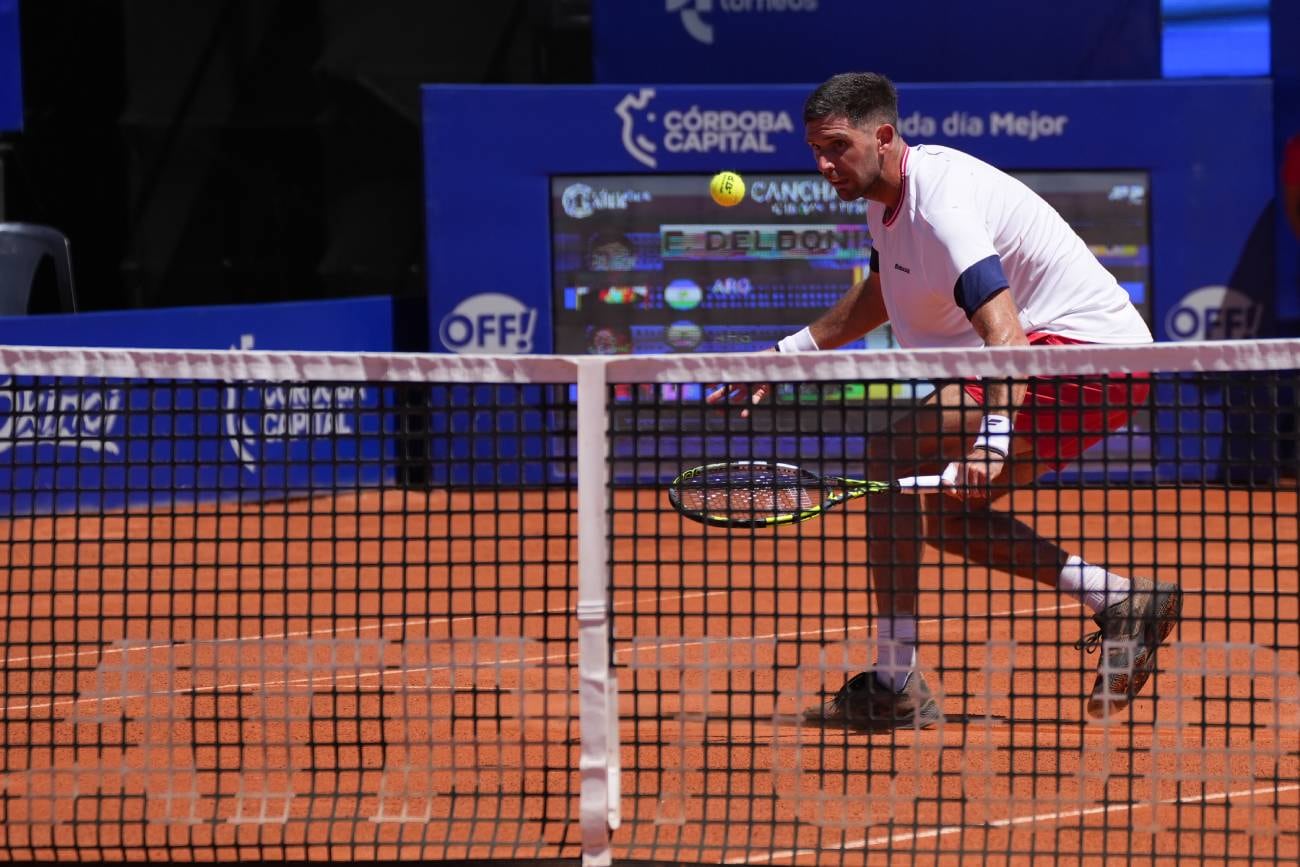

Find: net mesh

[0,350,580,861]
[602,343,1300,865]
[0,342,1296,865]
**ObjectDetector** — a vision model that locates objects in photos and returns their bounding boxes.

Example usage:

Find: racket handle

[895,475,943,491]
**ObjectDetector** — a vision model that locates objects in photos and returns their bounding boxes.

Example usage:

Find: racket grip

[895,475,943,491]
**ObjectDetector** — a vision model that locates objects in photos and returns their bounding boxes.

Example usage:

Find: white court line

[2,599,1074,717]
[0,588,729,669]
[733,783,1300,864]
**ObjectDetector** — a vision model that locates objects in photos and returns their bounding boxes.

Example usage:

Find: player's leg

[804,383,970,728]
[927,374,1181,718]
[925,375,1137,596]
[924,454,1112,599]
[856,382,1098,698]
[805,376,1103,726]
[861,384,966,690]
[837,384,1069,724]
[805,373,1177,726]
[1019,374,1181,718]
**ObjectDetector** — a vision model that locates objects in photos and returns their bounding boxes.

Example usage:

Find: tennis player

[710,72,1181,728]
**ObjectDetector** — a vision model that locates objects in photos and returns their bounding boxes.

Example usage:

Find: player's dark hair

[803,72,900,129]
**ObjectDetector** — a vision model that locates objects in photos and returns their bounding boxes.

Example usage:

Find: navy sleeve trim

[953,254,1009,318]
[870,247,879,273]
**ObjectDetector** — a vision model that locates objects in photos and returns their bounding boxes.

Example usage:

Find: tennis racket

[668,460,942,528]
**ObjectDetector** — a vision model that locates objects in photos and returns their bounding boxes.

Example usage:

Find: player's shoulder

[908,145,985,210]
[913,144,1024,205]
[909,143,981,168]
[908,144,995,187]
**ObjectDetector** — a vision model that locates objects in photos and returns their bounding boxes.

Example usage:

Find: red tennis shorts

[961,333,1151,471]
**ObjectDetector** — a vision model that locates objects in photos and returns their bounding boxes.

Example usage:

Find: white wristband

[973,414,1012,458]
[776,327,819,353]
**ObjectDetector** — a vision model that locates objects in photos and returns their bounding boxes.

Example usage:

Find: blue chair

[0,223,79,314]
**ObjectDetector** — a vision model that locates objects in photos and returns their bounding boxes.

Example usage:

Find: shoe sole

[1086,584,1183,718]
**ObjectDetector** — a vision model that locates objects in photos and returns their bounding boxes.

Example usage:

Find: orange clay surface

[0,485,1295,864]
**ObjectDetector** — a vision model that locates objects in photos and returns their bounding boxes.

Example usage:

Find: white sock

[875,616,918,691]
[1059,554,1132,613]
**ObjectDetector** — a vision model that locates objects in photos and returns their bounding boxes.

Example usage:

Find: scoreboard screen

[550,171,1151,356]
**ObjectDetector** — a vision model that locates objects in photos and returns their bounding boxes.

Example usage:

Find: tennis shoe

[802,670,941,730]
[1076,576,1182,718]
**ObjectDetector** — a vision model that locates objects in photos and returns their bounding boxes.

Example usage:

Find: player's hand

[705,346,778,418]
[940,448,1004,503]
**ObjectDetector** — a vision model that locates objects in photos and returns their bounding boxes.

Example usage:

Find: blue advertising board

[0,297,395,514]
[593,1,1160,85]
[0,0,20,132]
[422,80,1278,484]
[0,295,393,352]
[423,79,1276,351]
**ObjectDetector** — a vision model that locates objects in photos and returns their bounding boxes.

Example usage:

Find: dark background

[0,0,590,315]
[0,0,1276,323]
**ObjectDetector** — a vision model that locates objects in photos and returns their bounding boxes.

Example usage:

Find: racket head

[668,460,838,527]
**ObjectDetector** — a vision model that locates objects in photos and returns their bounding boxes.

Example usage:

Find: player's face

[806,115,885,201]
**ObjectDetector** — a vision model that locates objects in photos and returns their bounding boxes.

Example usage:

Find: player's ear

[875,123,895,152]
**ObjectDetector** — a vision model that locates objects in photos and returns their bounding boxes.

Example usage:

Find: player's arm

[924,202,1031,422]
[941,270,1030,498]
[706,254,888,409]
[761,250,888,353]
[966,285,1030,424]
[927,202,1030,495]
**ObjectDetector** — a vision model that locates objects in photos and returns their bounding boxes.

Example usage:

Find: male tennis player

[710,72,1181,728]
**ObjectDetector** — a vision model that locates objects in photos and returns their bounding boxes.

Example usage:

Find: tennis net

[0,347,584,862]
[0,340,1296,865]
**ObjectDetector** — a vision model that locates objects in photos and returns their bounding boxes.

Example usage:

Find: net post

[576,357,615,866]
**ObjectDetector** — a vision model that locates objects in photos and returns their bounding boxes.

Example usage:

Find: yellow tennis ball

[709,171,746,207]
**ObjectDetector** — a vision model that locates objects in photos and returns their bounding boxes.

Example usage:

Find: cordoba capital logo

[614,88,796,169]
[615,88,658,168]
[224,334,365,472]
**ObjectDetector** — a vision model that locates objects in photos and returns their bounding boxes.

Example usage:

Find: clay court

[0,482,1295,864]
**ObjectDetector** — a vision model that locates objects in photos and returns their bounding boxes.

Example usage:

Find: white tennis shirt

[865,145,1153,348]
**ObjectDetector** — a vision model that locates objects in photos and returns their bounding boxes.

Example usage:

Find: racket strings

[679,465,821,519]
